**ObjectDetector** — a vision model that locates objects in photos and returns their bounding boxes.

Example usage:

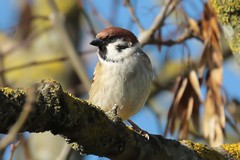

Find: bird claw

[107,104,119,116]
[138,129,150,140]
[127,119,150,140]
[106,104,122,122]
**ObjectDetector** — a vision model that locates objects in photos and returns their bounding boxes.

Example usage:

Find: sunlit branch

[124,0,144,32]
[48,0,91,91]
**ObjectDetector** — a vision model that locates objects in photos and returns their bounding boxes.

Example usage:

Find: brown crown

[96,27,139,45]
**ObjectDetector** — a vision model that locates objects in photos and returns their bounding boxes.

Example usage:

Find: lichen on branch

[211,0,240,63]
[0,79,237,159]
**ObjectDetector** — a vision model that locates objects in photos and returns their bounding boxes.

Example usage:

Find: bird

[89,26,153,121]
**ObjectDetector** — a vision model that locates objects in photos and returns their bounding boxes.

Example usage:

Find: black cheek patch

[99,45,106,52]
[116,44,129,52]
[98,46,107,60]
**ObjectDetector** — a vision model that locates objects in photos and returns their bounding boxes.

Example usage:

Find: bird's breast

[89,55,152,120]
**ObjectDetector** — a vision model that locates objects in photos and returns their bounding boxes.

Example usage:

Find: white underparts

[89,42,153,120]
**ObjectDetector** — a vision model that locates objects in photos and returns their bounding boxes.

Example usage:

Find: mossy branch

[0,79,238,159]
[211,0,240,63]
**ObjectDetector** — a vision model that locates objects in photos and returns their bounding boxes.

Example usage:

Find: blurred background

[0,0,239,159]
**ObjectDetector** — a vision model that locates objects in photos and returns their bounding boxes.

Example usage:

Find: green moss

[71,142,81,151]
[0,87,25,97]
[221,143,240,159]
[181,140,225,160]
[211,0,240,63]
[230,32,240,52]
[0,87,26,105]
[211,0,240,29]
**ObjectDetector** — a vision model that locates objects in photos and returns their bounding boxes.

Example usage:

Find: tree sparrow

[89,27,153,120]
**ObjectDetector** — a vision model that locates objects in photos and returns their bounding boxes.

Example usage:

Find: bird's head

[90,27,140,63]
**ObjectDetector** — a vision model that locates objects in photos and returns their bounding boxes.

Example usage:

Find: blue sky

[0,0,19,33]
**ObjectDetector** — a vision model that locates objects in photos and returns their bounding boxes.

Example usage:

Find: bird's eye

[116,44,129,52]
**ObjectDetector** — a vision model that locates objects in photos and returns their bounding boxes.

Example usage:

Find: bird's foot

[127,119,149,140]
[106,104,122,122]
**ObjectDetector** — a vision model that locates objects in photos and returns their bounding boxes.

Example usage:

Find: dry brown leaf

[164,102,174,137]
[179,2,226,146]
[207,67,223,98]
[205,90,216,116]
[201,14,210,40]
[179,116,189,140]
[203,90,215,138]
[170,115,177,135]
[186,97,194,121]
[210,33,221,54]
[218,104,226,128]
[210,17,220,39]
[208,1,221,39]
[165,71,202,138]
[198,42,209,75]
[189,70,203,102]
[164,77,187,137]
[199,2,223,68]
[203,68,225,147]
[188,18,200,35]
[210,122,224,147]
[212,51,223,67]
[173,78,188,114]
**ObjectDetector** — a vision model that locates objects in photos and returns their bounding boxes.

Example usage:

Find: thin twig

[139,0,180,45]
[2,27,50,56]
[48,0,91,91]
[8,141,20,160]
[0,87,35,149]
[124,0,144,32]
[0,57,68,75]
[149,0,176,32]
[87,0,112,27]
[0,49,95,75]
[150,30,203,46]
[19,134,32,160]
[78,0,96,36]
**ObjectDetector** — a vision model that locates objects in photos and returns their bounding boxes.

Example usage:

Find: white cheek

[105,40,135,61]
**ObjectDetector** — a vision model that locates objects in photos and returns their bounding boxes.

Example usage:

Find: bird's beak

[90,38,104,47]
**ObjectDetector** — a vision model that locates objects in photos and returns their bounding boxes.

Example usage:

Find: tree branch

[48,0,91,91]
[0,79,237,159]
[0,57,68,75]
[0,87,33,149]
[211,0,240,64]
[124,0,144,32]
[138,0,179,45]
[149,30,203,46]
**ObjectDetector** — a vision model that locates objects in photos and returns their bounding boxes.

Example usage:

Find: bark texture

[0,79,238,159]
